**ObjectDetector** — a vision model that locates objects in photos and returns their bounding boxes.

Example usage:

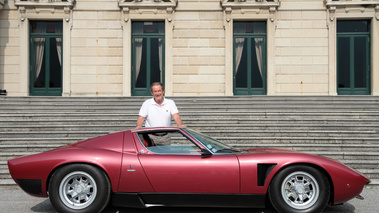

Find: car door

[135,130,240,194]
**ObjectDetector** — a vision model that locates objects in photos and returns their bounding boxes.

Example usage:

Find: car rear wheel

[48,164,111,213]
[269,165,330,213]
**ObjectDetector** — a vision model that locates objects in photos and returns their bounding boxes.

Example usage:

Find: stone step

[1,123,377,132]
[2,143,379,153]
[0,96,377,103]
[3,135,378,142]
[1,96,378,185]
[340,160,379,169]
[0,161,8,170]
[1,96,377,103]
[217,137,379,144]
[0,169,11,180]
[2,111,378,118]
[3,105,377,109]
[0,131,111,138]
[0,145,61,153]
[357,169,379,180]
[0,127,377,134]
[0,124,377,134]
[3,97,379,104]
[0,179,16,186]
[204,130,379,136]
[2,117,379,124]
[0,152,38,161]
[308,151,379,160]
[1,105,378,113]
[1,127,377,138]
[2,136,379,145]
[0,137,83,144]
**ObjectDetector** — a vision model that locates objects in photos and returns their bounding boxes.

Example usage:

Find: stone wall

[0,0,378,96]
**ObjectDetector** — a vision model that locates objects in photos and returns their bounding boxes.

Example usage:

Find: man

[136,82,185,129]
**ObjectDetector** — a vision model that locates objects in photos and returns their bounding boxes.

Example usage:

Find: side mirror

[201,149,212,158]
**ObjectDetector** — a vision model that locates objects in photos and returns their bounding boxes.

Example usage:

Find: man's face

[151,85,164,102]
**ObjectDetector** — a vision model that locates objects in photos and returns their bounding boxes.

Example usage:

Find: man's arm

[172,113,186,127]
[136,116,146,129]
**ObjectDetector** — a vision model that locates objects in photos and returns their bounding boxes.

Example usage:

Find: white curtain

[134,26,144,84]
[158,25,164,79]
[55,24,62,65]
[253,24,265,77]
[234,24,245,75]
[33,23,47,85]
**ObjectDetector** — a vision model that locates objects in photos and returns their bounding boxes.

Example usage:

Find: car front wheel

[269,165,330,213]
[48,164,111,213]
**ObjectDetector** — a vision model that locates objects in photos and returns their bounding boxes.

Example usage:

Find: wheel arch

[46,162,113,195]
[268,162,335,204]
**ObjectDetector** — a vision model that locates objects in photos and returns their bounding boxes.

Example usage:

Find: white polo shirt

[138,98,179,127]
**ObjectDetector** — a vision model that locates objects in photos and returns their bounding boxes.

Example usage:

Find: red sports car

[8,127,370,213]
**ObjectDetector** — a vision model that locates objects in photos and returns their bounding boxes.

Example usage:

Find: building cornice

[119,0,177,22]
[220,0,280,23]
[119,0,177,9]
[325,0,379,7]
[324,0,379,21]
[14,0,75,22]
[221,0,280,9]
[14,0,75,8]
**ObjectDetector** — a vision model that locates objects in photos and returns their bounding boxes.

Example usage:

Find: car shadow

[102,203,356,213]
[30,199,56,212]
[29,199,356,213]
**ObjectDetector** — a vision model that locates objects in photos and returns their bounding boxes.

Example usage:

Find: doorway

[30,21,63,96]
[233,22,267,95]
[337,20,370,95]
[132,21,165,96]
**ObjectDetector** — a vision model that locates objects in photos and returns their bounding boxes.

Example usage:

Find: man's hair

[150,82,164,91]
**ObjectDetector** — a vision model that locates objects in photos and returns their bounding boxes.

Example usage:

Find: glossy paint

[8,127,370,207]
[237,149,369,204]
[8,131,125,197]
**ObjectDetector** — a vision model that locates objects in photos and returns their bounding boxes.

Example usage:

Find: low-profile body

[8,127,370,213]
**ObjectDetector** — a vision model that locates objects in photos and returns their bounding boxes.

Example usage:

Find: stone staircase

[1,96,378,185]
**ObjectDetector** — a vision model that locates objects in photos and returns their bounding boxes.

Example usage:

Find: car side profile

[8,127,370,213]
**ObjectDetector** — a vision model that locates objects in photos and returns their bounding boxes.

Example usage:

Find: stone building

[0,0,378,97]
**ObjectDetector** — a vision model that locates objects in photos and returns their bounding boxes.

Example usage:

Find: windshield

[184,128,241,154]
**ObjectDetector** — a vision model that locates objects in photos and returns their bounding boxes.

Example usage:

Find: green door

[337,20,370,95]
[30,21,63,96]
[132,22,165,96]
[233,22,267,95]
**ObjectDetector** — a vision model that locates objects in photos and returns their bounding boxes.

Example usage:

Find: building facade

[0,0,378,96]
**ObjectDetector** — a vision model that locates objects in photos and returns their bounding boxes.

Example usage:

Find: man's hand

[172,113,186,127]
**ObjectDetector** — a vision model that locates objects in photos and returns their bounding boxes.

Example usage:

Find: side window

[137,131,200,155]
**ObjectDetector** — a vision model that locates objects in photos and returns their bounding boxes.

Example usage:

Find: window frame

[136,130,202,155]
[336,20,371,95]
[233,21,267,95]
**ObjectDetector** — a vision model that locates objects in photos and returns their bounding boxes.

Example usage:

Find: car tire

[268,165,330,213]
[48,164,111,213]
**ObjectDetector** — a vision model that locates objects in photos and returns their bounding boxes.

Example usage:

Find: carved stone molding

[325,0,379,7]
[325,0,379,21]
[119,0,177,22]
[119,0,176,8]
[220,0,280,22]
[14,0,75,21]
[221,0,280,7]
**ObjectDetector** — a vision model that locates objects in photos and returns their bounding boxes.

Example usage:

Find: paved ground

[0,185,377,213]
